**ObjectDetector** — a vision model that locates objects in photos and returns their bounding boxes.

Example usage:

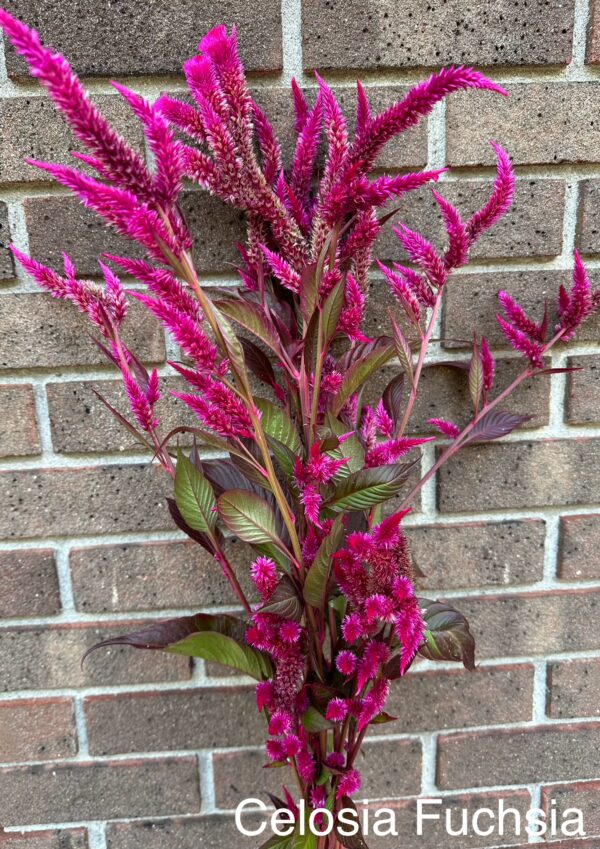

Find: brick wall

[0,1,599,847]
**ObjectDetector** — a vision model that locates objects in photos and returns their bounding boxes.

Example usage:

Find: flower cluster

[3,10,600,845]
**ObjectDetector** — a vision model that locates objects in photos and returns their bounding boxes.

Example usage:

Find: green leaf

[168,631,272,680]
[417,598,476,670]
[218,489,283,548]
[255,397,302,454]
[82,612,274,680]
[304,516,345,608]
[322,280,345,343]
[215,298,283,357]
[267,435,298,479]
[324,462,417,512]
[301,705,334,732]
[330,340,395,415]
[174,451,217,535]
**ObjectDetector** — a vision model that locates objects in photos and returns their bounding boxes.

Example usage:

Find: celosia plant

[2,10,599,847]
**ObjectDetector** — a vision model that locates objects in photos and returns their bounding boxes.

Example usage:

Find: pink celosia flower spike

[557,251,599,340]
[480,336,496,393]
[0,10,153,200]
[428,418,462,439]
[350,67,507,171]
[466,142,515,245]
[111,83,186,207]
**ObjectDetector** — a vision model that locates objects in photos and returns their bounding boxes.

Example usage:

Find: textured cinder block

[0,831,88,848]
[302,0,575,70]
[0,622,191,690]
[407,520,545,590]
[213,738,422,809]
[443,269,600,349]
[46,376,198,455]
[371,664,534,734]
[2,0,282,76]
[0,202,14,279]
[548,659,600,719]
[85,688,264,755]
[0,548,60,617]
[0,384,40,458]
[566,356,600,424]
[0,757,201,825]
[447,84,600,166]
[558,514,600,580]
[438,439,600,512]
[70,538,257,612]
[0,697,76,762]
[0,464,172,539]
[438,722,600,789]
[447,589,600,659]
[0,294,165,370]
[0,96,143,183]
[376,179,565,264]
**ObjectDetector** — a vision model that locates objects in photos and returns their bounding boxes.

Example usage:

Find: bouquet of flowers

[1,10,598,847]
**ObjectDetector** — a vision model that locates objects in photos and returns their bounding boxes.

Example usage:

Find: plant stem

[398,328,566,511]
[397,291,442,437]
[213,548,253,615]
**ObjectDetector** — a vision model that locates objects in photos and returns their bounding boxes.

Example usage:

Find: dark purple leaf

[465,410,533,444]
[335,798,370,849]
[382,373,405,423]
[417,598,476,671]
[260,574,303,621]
[82,612,274,680]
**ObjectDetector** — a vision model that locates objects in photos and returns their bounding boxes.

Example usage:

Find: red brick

[70,538,257,613]
[407,520,545,590]
[0,698,76,762]
[302,0,575,69]
[0,757,200,825]
[0,622,191,691]
[548,659,600,719]
[85,688,264,755]
[3,0,282,77]
[0,385,40,458]
[0,464,171,539]
[214,738,422,808]
[46,376,197,455]
[566,355,600,424]
[371,664,533,735]
[0,96,143,184]
[0,549,60,617]
[448,589,600,659]
[542,781,600,840]
[443,269,600,350]
[0,201,15,280]
[377,179,565,264]
[0,293,164,371]
[588,0,600,63]
[438,722,600,789]
[0,830,87,848]
[438,439,600,513]
[558,514,600,580]
[106,816,263,849]
[447,84,600,166]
